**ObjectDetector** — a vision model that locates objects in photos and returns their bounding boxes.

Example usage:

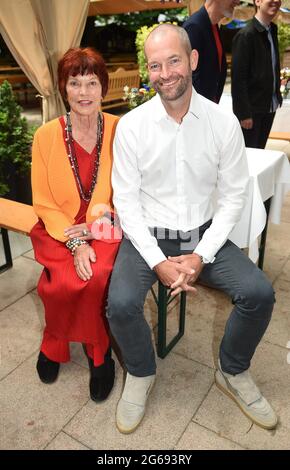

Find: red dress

[30,117,120,366]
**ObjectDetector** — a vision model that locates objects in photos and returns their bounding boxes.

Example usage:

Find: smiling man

[183,0,240,102]
[231,0,282,148]
[108,24,277,435]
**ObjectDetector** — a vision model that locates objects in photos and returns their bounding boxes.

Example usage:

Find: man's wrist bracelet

[66,237,88,255]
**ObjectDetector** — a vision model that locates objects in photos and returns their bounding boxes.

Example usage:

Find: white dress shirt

[112,87,249,269]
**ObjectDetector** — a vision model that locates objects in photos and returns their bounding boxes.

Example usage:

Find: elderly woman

[30,47,121,402]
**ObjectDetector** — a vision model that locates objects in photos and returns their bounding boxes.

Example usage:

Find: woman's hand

[64,223,93,241]
[73,244,96,281]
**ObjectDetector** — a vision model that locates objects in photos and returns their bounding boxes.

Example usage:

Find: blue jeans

[107,227,275,377]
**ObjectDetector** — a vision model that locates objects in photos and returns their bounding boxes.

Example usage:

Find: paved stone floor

[0,191,289,450]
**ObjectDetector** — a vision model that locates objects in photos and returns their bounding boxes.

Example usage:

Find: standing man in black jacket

[183,0,240,103]
[231,0,282,149]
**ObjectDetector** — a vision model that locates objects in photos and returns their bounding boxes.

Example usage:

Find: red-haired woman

[30,48,121,402]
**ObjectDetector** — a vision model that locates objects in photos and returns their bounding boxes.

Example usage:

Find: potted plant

[0,80,36,204]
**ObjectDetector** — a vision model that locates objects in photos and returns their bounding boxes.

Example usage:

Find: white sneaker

[116,372,155,434]
[215,360,278,430]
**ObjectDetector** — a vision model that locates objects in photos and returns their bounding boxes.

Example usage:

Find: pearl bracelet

[66,237,88,255]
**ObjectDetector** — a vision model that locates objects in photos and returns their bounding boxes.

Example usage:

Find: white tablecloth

[229,148,290,261]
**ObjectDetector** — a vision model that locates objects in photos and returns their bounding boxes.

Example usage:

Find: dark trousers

[242,112,275,149]
[107,230,275,377]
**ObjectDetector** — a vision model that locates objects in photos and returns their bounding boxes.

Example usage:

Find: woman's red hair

[58,47,108,101]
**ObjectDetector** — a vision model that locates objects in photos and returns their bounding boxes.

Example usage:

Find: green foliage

[0,80,35,196]
[278,22,290,61]
[94,8,187,32]
[136,24,159,82]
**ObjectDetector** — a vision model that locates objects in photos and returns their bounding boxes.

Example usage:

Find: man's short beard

[153,72,192,101]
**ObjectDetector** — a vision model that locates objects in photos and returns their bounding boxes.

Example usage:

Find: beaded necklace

[65,111,104,202]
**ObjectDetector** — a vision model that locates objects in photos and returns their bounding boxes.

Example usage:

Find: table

[229,148,290,265]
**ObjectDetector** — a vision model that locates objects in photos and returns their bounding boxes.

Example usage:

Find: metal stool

[151,281,186,358]
[0,228,13,274]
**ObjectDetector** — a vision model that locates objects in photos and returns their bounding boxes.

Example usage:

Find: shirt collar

[254,15,270,32]
[153,86,201,123]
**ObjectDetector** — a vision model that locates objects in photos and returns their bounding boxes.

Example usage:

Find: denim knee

[107,287,143,324]
[235,274,275,317]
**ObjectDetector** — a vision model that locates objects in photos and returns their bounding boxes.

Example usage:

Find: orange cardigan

[31,113,119,242]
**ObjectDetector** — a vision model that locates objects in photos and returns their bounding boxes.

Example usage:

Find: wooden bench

[102,67,140,110]
[268,131,290,142]
[0,198,38,272]
[0,197,186,358]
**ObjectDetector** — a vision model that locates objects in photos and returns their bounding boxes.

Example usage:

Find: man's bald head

[144,24,192,60]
